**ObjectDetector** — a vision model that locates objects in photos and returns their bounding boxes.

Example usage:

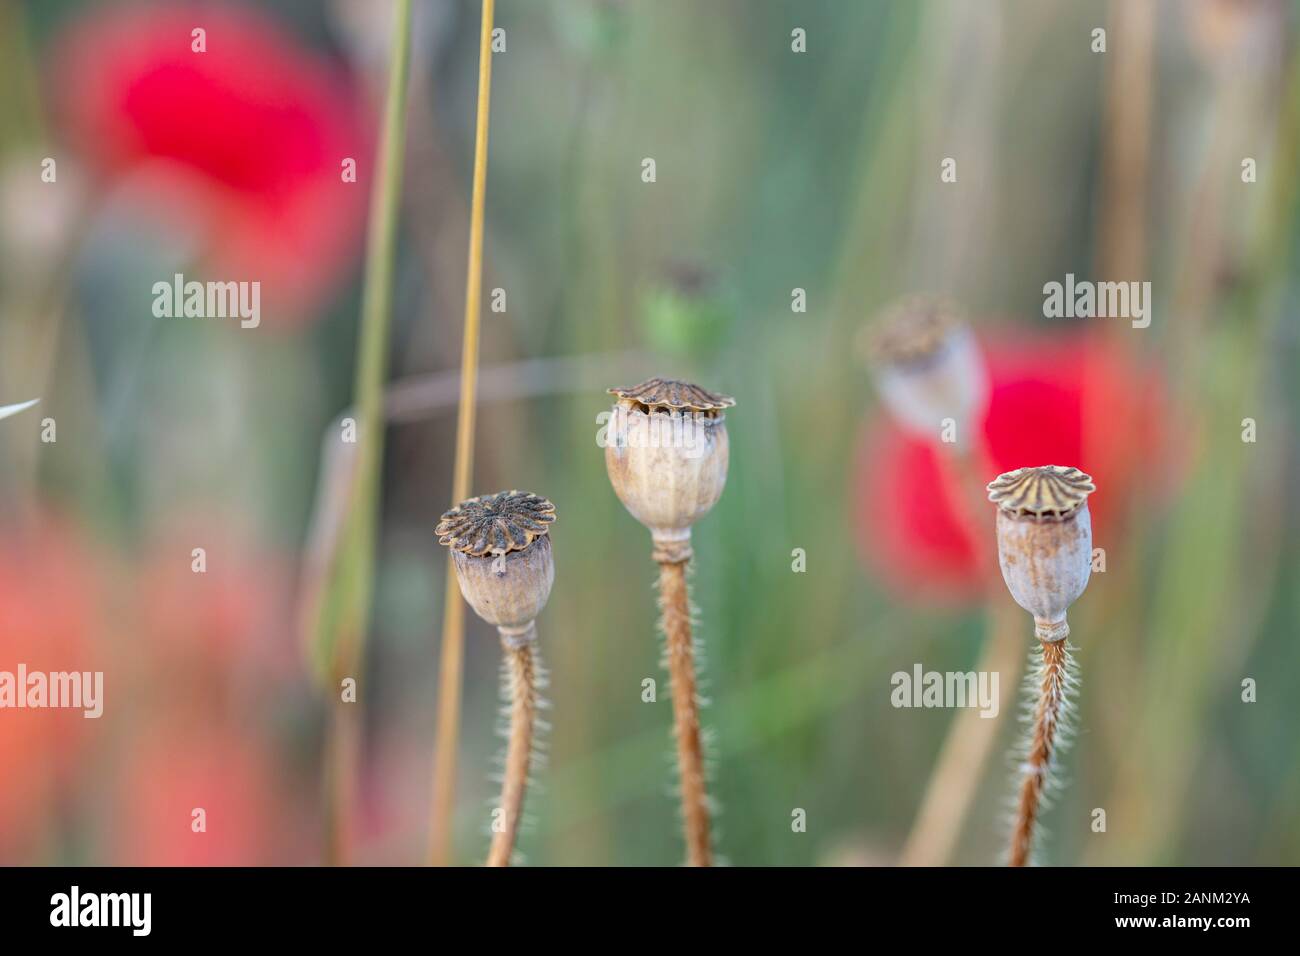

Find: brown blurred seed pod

[860,295,988,448]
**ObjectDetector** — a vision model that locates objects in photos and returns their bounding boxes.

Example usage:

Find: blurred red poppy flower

[106,526,307,865]
[0,518,105,861]
[134,528,296,686]
[855,333,1171,602]
[111,720,299,865]
[53,3,370,322]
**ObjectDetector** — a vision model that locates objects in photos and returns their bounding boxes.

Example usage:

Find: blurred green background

[1,0,1298,866]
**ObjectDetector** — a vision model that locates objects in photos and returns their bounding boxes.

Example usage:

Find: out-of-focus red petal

[854,332,1173,604]
[854,423,984,602]
[0,518,105,859]
[52,3,371,322]
[111,723,290,866]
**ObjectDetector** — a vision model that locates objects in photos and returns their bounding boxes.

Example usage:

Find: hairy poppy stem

[487,628,540,867]
[1010,638,1071,866]
[658,556,712,867]
[988,466,1093,866]
[603,380,731,864]
[429,0,496,867]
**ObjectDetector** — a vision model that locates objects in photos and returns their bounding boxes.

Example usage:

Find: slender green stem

[351,0,413,593]
[321,0,413,866]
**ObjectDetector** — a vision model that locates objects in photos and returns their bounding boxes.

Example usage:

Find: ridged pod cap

[987,465,1095,520]
[437,491,556,635]
[604,377,733,562]
[437,490,555,556]
[987,466,1096,642]
[608,377,735,414]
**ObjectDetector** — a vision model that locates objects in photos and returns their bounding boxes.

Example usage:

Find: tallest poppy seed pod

[604,377,734,563]
[987,465,1096,642]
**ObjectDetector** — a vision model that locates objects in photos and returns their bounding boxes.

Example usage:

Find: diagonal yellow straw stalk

[428,0,496,867]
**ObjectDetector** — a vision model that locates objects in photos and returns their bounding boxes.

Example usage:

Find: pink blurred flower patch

[53,2,372,323]
[855,333,1173,602]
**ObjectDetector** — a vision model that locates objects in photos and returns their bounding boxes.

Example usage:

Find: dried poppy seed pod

[438,490,555,868]
[604,377,734,563]
[436,490,556,638]
[860,295,987,447]
[604,377,732,865]
[987,466,1096,642]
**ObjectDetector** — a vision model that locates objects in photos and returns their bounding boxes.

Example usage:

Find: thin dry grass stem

[429,564,467,866]
[900,598,1021,866]
[324,694,360,866]
[658,558,712,867]
[486,632,540,867]
[1009,639,1074,866]
[1098,0,1154,284]
[429,0,496,867]
[900,447,1024,866]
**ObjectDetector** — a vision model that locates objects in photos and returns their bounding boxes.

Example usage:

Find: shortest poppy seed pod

[604,377,734,563]
[987,465,1096,642]
[436,490,556,640]
[860,295,987,447]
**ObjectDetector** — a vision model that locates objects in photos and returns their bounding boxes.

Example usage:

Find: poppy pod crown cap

[437,490,555,556]
[609,377,735,415]
[987,465,1095,520]
[987,465,1095,642]
[437,491,556,638]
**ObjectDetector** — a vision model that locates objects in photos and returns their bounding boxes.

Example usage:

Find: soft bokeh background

[1,0,1298,866]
